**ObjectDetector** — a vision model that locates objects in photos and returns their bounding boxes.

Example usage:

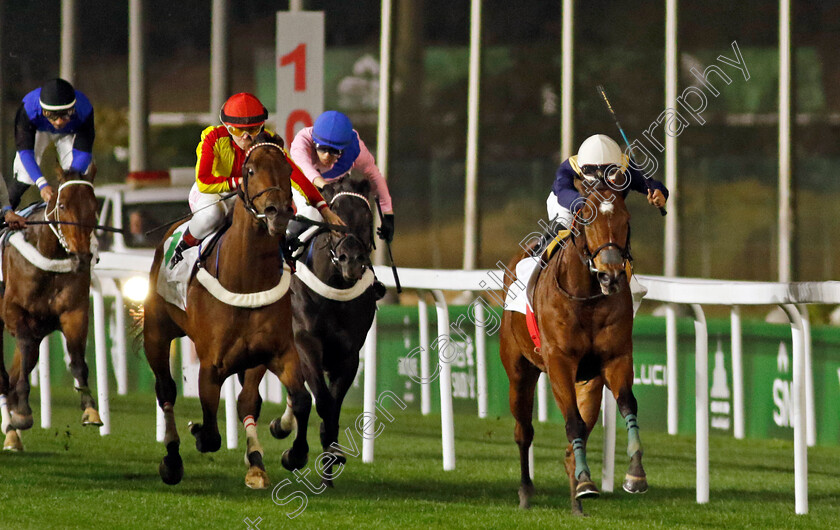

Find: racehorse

[0,169,100,451]
[267,175,377,487]
[499,178,647,515]
[142,134,310,488]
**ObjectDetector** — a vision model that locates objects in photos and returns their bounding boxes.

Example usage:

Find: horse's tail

[128,304,145,355]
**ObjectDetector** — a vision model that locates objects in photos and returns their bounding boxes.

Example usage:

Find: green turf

[1,388,838,529]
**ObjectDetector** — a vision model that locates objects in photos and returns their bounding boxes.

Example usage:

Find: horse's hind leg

[503,354,541,509]
[604,355,648,494]
[60,309,101,426]
[238,366,269,489]
[564,377,605,516]
[144,300,184,485]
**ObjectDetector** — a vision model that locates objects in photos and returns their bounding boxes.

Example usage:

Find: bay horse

[142,134,310,488]
[499,179,647,515]
[266,175,377,487]
[0,169,100,451]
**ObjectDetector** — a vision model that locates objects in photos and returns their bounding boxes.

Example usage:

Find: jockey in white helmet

[546,134,668,228]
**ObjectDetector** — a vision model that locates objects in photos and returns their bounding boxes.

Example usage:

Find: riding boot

[8,181,32,210]
[169,230,200,269]
[285,219,308,258]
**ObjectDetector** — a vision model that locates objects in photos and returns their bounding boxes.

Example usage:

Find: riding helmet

[39,78,76,111]
[312,111,354,150]
[220,93,268,127]
[577,134,623,167]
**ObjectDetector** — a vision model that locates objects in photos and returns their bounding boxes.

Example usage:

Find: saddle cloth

[156,227,221,310]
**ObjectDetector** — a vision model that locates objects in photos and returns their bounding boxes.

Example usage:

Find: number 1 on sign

[280,43,306,92]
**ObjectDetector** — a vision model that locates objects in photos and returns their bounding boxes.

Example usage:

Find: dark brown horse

[266,175,377,487]
[500,179,647,515]
[143,135,310,488]
[0,169,100,451]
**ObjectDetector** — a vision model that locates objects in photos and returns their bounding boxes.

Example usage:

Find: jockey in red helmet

[168,93,343,269]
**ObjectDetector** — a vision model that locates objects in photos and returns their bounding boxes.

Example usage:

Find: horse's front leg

[545,351,600,514]
[272,349,310,473]
[295,330,340,483]
[238,366,269,489]
[7,333,41,432]
[604,355,648,494]
[317,354,361,487]
[190,363,222,453]
[60,308,102,426]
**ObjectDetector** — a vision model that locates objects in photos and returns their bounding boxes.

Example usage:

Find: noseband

[46,179,95,253]
[240,142,289,222]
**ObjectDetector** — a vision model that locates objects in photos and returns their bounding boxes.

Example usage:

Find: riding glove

[377,214,395,243]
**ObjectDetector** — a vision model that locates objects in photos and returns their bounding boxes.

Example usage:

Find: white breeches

[187,183,234,239]
[291,186,323,224]
[13,131,93,184]
[546,191,574,228]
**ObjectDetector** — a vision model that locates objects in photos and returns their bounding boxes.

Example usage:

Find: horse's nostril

[597,272,611,285]
[338,254,348,263]
[264,206,278,217]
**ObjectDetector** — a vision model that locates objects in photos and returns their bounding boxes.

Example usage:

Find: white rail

[32,253,832,515]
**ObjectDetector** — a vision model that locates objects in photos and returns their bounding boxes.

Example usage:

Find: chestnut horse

[143,135,310,488]
[0,170,100,451]
[499,179,647,515]
[266,175,377,487]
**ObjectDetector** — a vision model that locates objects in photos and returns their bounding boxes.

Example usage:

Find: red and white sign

[275,11,324,144]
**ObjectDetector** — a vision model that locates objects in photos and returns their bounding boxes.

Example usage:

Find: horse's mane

[321,175,371,204]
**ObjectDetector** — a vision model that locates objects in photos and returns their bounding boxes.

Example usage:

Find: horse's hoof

[3,430,24,452]
[281,449,308,471]
[270,418,292,440]
[575,478,600,500]
[245,467,269,490]
[81,407,103,426]
[9,411,33,431]
[518,483,535,509]
[622,474,649,494]
[159,441,183,485]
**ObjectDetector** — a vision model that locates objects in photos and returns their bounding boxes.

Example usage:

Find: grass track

[1,387,838,529]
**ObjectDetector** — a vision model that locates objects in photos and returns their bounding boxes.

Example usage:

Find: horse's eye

[248,168,255,176]
[58,204,66,210]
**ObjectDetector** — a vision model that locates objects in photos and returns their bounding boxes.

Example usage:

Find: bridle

[239,142,289,223]
[45,179,95,253]
[556,186,632,301]
[325,191,373,269]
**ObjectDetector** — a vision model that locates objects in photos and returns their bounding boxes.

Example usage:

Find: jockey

[547,134,668,230]
[289,110,395,244]
[169,93,343,268]
[10,78,95,209]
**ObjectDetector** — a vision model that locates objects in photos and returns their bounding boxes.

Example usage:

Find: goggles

[580,164,625,179]
[225,124,264,138]
[43,108,75,121]
[315,144,343,157]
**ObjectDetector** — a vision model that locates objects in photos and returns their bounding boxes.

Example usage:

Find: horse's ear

[258,131,284,149]
[85,162,97,183]
[352,175,371,196]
